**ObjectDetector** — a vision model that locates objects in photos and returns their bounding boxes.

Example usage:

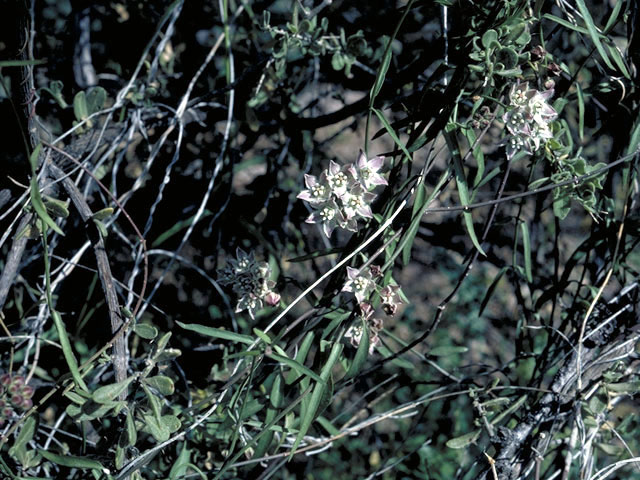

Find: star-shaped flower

[325,160,351,197]
[297,173,331,204]
[348,150,388,190]
[342,266,375,302]
[305,199,347,237]
[341,184,376,220]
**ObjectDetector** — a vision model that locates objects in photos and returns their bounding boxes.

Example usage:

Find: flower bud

[547,63,562,76]
[21,398,33,410]
[264,291,281,306]
[11,394,24,407]
[530,45,545,61]
[0,374,11,386]
[21,385,35,399]
[10,375,25,388]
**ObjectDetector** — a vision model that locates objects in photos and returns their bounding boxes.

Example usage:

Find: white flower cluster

[342,265,403,314]
[297,151,387,237]
[217,248,280,319]
[344,304,383,355]
[502,82,557,160]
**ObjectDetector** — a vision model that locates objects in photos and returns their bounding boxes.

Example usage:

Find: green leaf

[446,429,481,449]
[51,309,87,391]
[144,375,175,396]
[606,42,630,79]
[253,328,272,344]
[85,86,106,114]
[30,157,65,237]
[345,318,370,379]
[133,323,158,340]
[370,45,392,101]
[290,342,343,456]
[92,376,135,403]
[28,143,41,173]
[543,14,589,34]
[520,222,533,283]
[402,182,426,266]
[0,59,46,67]
[479,266,508,316]
[39,450,105,471]
[43,195,70,218]
[162,414,182,433]
[372,107,412,162]
[576,82,585,141]
[93,219,108,238]
[268,351,324,384]
[481,30,499,49]
[270,373,284,409]
[331,52,345,71]
[574,0,615,70]
[429,345,468,356]
[126,408,137,446]
[142,413,170,442]
[73,90,88,121]
[177,321,253,344]
[92,207,114,221]
[286,332,315,384]
[450,138,486,256]
[8,415,37,461]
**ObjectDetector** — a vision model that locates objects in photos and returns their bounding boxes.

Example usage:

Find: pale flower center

[311,184,326,198]
[329,172,348,189]
[320,207,335,221]
[347,195,362,209]
[354,277,369,291]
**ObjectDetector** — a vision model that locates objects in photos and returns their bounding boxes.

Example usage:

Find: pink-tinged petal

[265,291,281,306]
[305,213,318,224]
[304,174,317,189]
[357,150,368,168]
[357,205,373,218]
[297,190,313,201]
[322,222,335,237]
[329,160,341,175]
[346,266,359,280]
[369,155,385,170]
[538,89,554,101]
[344,217,358,232]
[347,164,358,180]
[370,175,388,186]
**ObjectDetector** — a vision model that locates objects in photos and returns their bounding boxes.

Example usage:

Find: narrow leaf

[290,342,343,456]
[429,345,468,357]
[268,352,324,384]
[446,429,481,449]
[575,0,614,70]
[39,450,104,471]
[373,107,412,162]
[576,82,585,141]
[370,47,392,101]
[450,141,486,256]
[520,222,533,283]
[177,321,253,344]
